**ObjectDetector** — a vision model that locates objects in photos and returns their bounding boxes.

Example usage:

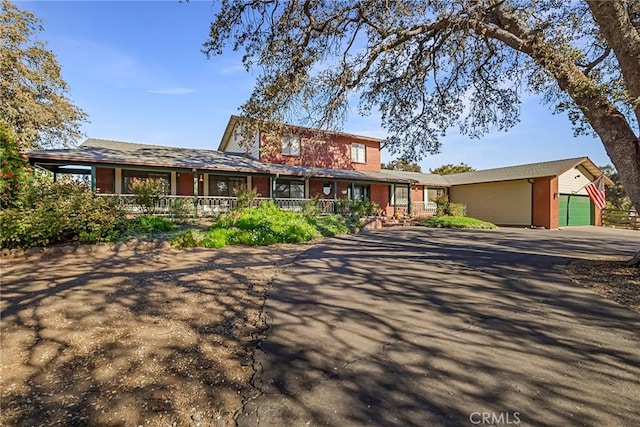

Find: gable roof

[218,115,383,152]
[442,157,612,186]
[28,138,413,184]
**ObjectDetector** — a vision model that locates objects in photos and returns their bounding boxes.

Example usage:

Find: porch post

[203,173,209,196]
[304,178,310,199]
[270,175,277,200]
[350,181,355,200]
[407,184,412,216]
[246,175,252,192]
[115,168,123,194]
[170,171,177,195]
[333,179,338,214]
[392,183,397,216]
[192,170,198,218]
[90,165,96,193]
[53,170,57,183]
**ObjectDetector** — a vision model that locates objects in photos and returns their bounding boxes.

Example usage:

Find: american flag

[585,176,606,210]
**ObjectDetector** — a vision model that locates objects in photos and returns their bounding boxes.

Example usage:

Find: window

[275,179,305,198]
[122,170,170,194]
[281,135,300,156]
[351,143,366,163]
[209,176,246,196]
[394,186,409,205]
[348,184,370,201]
[427,187,445,201]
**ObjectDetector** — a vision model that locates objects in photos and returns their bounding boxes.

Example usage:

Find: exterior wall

[309,179,338,199]
[370,184,391,216]
[532,177,559,229]
[411,185,424,202]
[177,172,194,196]
[222,125,260,158]
[558,165,593,195]
[259,133,381,172]
[95,167,114,194]
[450,180,533,226]
[251,176,270,198]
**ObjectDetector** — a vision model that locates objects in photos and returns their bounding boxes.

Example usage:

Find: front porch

[96,194,437,218]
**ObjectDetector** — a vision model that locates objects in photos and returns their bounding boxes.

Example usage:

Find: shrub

[129,178,164,214]
[168,198,193,218]
[335,199,379,218]
[423,216,497,229]
[434,195,449,216]
[448,202,467,217]
[0,127,33,209]
[234,187,258,209]
[0,178,127,248]
[128,215,176,233]
[301,196,322,217]
[172,229,206,248]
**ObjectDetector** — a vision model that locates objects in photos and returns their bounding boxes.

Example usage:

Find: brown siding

[260,133,381,172]
[411,185,424,202]
[176,173,204,196]
[251,176,270,198]
[371,184,392,216]
[95,167,114,194]
[532,177,559,229]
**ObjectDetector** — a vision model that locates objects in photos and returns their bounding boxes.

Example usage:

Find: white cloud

[147,87,196,95]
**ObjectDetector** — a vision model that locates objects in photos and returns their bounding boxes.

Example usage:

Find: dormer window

[281,135,300,156]
[351,143,366,163]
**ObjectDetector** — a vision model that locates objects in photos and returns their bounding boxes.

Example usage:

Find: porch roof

[28,139,413,185]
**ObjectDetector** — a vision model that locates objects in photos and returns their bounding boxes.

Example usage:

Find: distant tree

[381,158,422,172]
[600,165,633,211]
[0,0,87,150]
[429,163,475,175]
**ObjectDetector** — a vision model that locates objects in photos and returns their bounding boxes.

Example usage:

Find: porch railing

[97,194,437,218]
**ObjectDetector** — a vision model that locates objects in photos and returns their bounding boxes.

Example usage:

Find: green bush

[234,187,258,209]
[0,178,127,249]
[1,126,33,209]
[335,198,379,218]
[423,216,497,229]
[172,229,206,248]
[129,178,164,214]
[128,215,176,233]
[168,198,193,218]
[448,202,467,217]
[172,201,349,249]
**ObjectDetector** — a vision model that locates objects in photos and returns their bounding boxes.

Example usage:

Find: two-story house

[26,115,609,228]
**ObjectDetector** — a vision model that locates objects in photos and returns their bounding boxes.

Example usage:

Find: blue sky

[17,1,613,171]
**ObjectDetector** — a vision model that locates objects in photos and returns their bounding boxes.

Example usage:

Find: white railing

[97,194,432,217]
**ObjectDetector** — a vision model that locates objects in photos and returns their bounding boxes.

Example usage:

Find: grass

[423,215,497,229]
[172,202,350,249]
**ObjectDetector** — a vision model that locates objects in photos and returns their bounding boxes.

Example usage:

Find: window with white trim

[351,143,366,163]
[281,135,300,156]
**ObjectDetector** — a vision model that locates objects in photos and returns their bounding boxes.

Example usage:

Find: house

[26,116,609,228]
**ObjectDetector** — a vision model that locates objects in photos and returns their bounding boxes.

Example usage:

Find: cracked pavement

[237,226,640,427]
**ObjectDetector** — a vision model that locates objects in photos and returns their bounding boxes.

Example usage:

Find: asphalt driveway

[238,227,640,427]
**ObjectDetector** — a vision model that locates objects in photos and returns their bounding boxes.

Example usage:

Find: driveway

[238,227,640,427]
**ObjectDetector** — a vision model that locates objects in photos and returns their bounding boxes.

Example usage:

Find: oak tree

[429,163,475,175]
[204,0,640,220]
[1,0,87,150]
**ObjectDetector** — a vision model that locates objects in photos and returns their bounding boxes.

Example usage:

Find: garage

[559,194,594,226]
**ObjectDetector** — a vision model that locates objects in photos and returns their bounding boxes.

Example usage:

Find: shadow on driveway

[239,227,640,427]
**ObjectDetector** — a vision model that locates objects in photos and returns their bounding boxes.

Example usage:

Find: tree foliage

[204,0,640,219]
[0,126,32,208]
[0,0,87,150]
[599,164,633,211]
[381,158,422,172]
[429,163,475,175]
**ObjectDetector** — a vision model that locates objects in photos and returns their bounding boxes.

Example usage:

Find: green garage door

[559,194,594,226]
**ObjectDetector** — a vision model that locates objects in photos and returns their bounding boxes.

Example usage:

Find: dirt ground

[567,257,640,313]
[0,244,308,427]
[1,242,638,427]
